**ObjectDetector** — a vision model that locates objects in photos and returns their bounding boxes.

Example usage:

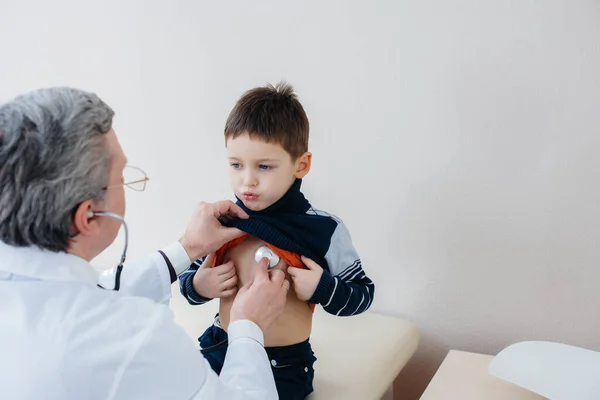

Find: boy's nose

[243,173,258,187]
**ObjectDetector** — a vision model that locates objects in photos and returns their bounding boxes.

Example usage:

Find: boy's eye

[258,164,272,170]
[230,163,241,169]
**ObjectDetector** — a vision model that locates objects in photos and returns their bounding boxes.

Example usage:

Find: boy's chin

[242,199,269,212]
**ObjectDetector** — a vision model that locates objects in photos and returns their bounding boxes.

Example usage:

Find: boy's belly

[217,236,313,347]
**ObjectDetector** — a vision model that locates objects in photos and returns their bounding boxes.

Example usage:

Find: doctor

[0,87,289,399]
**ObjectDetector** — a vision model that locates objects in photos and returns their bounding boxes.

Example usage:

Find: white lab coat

[0,240,279,400]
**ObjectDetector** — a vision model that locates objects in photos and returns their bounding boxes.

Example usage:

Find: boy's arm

[308,220,375,316]
[179,256,214,305]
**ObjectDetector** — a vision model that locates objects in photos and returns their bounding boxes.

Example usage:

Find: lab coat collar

[0,240,99,286]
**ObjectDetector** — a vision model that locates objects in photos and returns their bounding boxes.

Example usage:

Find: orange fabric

[211,234,315,312]
[211,235,250,264]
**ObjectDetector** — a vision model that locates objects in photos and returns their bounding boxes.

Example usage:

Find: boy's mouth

[242,192,259,201]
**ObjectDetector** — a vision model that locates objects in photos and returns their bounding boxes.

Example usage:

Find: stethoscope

[254,245,280,268]
[89,211,128,291]
[90,210,281,354]
[90,208,280,292]
[199,245,280,355]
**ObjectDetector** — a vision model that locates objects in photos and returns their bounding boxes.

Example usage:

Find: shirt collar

[0,240,99,286]
[234,178,311,216]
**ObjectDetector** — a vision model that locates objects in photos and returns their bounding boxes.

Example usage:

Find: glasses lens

[123,166,147,191]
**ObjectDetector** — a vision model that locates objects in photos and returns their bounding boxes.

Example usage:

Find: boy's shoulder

[304,206,343,224]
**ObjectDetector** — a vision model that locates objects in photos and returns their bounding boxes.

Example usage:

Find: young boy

[179,82,375,399]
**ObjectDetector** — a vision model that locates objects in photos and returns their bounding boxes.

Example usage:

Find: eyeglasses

[104,165,149,192]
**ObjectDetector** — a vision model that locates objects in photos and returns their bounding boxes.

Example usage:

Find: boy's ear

[295,152,312,179]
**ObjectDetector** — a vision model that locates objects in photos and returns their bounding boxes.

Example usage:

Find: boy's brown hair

[224,81,309,160]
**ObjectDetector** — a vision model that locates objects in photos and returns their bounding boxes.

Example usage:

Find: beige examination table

[171,289,419,400]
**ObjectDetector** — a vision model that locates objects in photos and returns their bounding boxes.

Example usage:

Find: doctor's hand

[192,253,238,299]
[179,201,249,261]
[230,257,290,332]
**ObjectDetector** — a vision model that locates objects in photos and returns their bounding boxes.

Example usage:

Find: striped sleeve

[178,256,214,305]
[308,219,375,316]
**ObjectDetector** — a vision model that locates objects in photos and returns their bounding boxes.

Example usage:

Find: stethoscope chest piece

[254,245,279,268]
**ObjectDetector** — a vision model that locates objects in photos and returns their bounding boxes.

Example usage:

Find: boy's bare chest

[223,236,290,286]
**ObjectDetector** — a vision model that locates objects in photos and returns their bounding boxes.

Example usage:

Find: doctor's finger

[253,257,269,283]
[219,226,247,244]
[215,200,249,220]
[275,280,290,307]
[270,269,286,286]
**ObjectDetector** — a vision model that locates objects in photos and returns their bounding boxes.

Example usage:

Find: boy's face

[226,133,311,211]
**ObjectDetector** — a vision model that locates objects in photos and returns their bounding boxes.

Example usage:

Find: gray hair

[0,87,114,252]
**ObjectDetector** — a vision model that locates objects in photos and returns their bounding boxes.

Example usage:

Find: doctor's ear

[71,201,100,237]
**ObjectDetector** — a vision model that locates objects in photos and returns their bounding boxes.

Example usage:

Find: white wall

[2,1,599,398]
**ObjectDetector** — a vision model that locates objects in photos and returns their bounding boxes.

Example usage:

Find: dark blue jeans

[199,318,317,400]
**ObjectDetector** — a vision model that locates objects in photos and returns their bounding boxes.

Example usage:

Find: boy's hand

[287,256,324,301]
[192,253,238,299]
